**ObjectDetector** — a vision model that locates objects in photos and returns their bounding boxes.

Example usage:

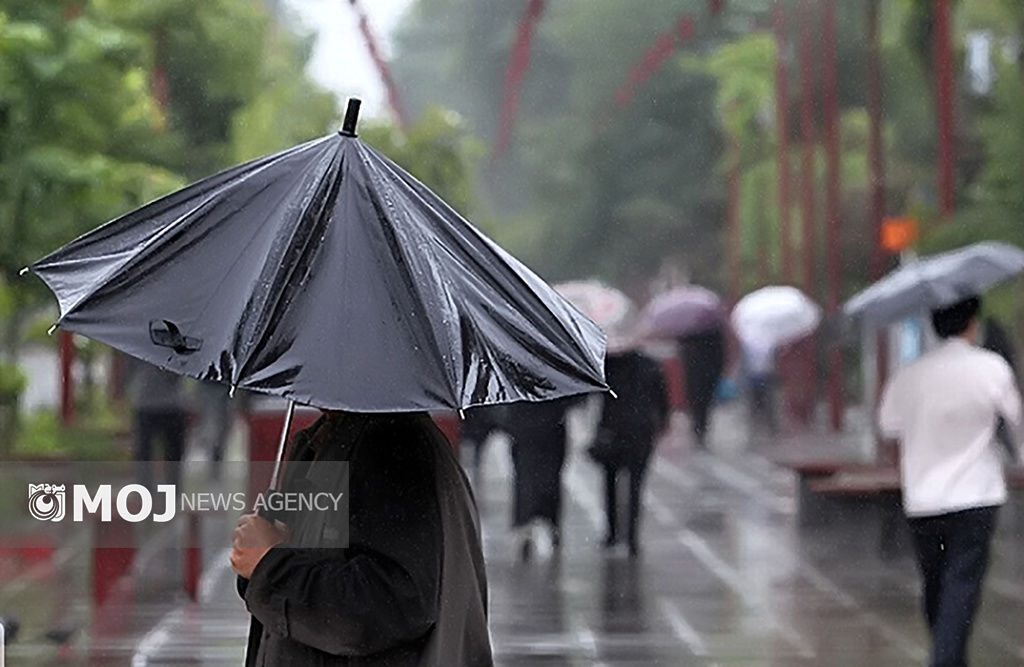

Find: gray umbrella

[843,241,1024,329]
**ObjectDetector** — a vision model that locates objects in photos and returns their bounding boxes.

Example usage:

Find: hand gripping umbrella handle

[259,400,295,522]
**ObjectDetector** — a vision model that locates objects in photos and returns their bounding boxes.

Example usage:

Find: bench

[774,457,881,526]
[795,465,1024,557]
[807,468,906,557]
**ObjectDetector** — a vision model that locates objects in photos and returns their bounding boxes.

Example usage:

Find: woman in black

[504,398,576,559]
[590,351,669,557]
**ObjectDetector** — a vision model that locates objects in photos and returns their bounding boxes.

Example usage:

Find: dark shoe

[550,526,562,551]
[628,541,640,558]
[603,534,617,549]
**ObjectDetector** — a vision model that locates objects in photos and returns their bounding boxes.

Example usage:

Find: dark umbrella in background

[25,99,608,488]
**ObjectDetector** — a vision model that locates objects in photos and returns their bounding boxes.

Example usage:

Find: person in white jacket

[878,295,1022,667]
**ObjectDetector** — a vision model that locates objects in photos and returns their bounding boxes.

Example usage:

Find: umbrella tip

[19,266,29,276]
[458,408,466,420]
[608,389,618,399]
[339,98,362,138]
[229,384,237,398]
[47,324,57,336]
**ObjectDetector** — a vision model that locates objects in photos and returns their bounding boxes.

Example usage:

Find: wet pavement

[4,405,1024,665]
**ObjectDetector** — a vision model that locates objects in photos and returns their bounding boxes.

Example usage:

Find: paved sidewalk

[4,404,1024,664]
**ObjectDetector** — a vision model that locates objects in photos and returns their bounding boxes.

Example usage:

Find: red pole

[757,185,770,286]
[774,2,794,284]
[867,0,886,281]
[933,0,955,218]
[797,0,817,294]
[347,0,409,130]
[492,0,546,161]
[822,0,843,432]
[727,139,742,304]
[867,0,889,459]
[59,331,74,426]
[184,512,201,601]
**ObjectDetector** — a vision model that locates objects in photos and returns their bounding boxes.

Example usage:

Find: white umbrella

[731,286,822,348]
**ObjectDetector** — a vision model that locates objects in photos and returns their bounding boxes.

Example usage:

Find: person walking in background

[740,336,778,434]
[196,379,234,479]
[504,398,575,560]
[589,349,669,557]
[459,404,509,485]
[126,358,189,488]
[679,327,726,449]
[879,295,1022,667]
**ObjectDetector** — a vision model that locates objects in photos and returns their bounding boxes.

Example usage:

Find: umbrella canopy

[554,281,633,331]
[843,242,1024,330]
[641,286,724,338]
[731,286,821,348]
[27,119,607,412]
[555,281,635,353]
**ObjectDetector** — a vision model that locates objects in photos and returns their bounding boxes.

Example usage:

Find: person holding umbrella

[641,286,726,449]
[230,409,490,666]
[878,295,1022,667]
[26,100,609,667]
[731,286,823,436]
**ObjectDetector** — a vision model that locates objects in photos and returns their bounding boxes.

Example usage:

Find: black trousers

[908,506,998,667]
[602,458,650,547]
[134,410,187,488]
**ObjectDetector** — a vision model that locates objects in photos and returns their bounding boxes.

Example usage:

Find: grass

[10,405,131,461]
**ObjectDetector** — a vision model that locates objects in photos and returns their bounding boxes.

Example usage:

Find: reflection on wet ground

[3,406,1024,665]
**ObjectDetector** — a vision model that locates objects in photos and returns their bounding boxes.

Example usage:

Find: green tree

[0,4,182,356]
[361,107,482,216]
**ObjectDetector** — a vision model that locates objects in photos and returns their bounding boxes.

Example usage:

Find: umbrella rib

[43,141,323,323]
[358,148,462,407]
[365,145,604,382]
[232,145,346,388]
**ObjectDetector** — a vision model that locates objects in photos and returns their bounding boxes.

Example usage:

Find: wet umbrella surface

[26,103,607,412]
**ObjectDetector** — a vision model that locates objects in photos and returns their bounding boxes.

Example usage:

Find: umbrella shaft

[269,401,296,492]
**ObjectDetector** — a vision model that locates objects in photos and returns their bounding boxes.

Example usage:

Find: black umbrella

[26,100,606,478]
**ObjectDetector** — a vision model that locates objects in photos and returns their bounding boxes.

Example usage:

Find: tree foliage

[0,0,339,358]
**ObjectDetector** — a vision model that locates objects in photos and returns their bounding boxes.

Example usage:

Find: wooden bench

[775,458,881,526]
[807,468,907,557]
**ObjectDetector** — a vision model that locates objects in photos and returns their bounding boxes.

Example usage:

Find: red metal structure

[727,140,742,304]
[933,0,956,218]
[773,2,794,284]
[595,16,696,130]
[822,0,843,432]
[797,0,817,294]
[866,0,889,432]
[59,331,74,426]
[492,0,546,161]
[346,0,409,130]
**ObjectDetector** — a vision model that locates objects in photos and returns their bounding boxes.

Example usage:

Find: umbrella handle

[259,400,295,522]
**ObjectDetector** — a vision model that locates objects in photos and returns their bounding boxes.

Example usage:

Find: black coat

[592,352,669,469]
[239,413,492,666]
[681,328,726,407]
[503,398,575,527]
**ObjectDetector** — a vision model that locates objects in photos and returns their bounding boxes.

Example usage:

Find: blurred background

[3,0,1024,664]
